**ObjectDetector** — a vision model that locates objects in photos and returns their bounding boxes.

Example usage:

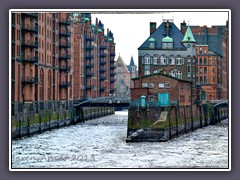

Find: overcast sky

[91,10,229,66]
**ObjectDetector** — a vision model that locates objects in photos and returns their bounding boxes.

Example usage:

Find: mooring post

[175,107,179,136]
[184,106,187,133]
[27,117,30,137]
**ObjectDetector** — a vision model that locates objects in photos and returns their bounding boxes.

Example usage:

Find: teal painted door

[158,93,170,106]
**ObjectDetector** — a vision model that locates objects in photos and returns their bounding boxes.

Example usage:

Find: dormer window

[162,35,173,49]
[148,37,156,48]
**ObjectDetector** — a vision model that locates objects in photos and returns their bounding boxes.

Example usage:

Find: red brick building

[131,74,192,106]
[181,21,229,100]
[11,12,116,121]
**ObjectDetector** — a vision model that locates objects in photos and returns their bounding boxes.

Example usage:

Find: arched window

[169,55,175,65]
[144,69,150,75]
[144,55,150,64]
[153,69,166,74]
[153,55,159,65]
[169,69,182,79]
[160,55,166,65]
[176,55,182,65]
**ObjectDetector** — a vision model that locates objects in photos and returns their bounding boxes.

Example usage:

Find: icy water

[11,110,229,169]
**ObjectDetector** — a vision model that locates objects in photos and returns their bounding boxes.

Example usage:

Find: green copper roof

[182,26,196,43]
[162,35,173,43]
[91,23,95,27]
[97,29,102,33]
[148,37,156,42]
[108,38,112,42]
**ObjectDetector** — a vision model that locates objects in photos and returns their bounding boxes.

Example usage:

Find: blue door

[158,92,170,106]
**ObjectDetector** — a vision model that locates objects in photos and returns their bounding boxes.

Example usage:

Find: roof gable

[138,22,186,50]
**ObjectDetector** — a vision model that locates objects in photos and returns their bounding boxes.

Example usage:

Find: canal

[11,110,229,169]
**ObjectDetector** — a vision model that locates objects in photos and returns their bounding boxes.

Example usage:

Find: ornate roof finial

[188,20,190,26]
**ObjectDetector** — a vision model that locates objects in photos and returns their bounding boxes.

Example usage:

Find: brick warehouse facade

[131,74,192,106]
[11,12,116,121]
[181,21,229,100]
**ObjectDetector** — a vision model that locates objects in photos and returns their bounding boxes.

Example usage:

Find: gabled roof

[115,55,130,73]
[138,22,186,50]
[182,26,196,43]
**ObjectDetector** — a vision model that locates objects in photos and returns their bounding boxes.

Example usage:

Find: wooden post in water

[184,106,187,133]
[27,117,30,137]
[175,107,178,136]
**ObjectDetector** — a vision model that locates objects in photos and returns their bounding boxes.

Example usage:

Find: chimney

[180,20,186,33]
[150,22,156,35]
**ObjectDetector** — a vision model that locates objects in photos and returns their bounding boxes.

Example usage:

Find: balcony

[59,42,70,48]
[86,85,94,90]
[110,65,116,70]
[20,55,38,64]
[110,79,115,83]
[110,52,116,56]
[21,76,38,84]
[85,54,94,59]
[59,66,71,72]
[21,40,38,48]
[86,72,94,77]
[59,54,71,60]
[100,76,106,81]
[100,45,107,50]
[85,45,94,50]
[21,24,38,33]
[100,87,106,91]
[100,68,106,73]
[12,23,16,28]
[110,72,116,76]
[85,36,94,41]
[85,64,94,68]
[100,60,106,65]
[59,19,71,25]
[100,53,107,57]
[59,81,71,87]
[110,88,116,92]
[59,30,71,37]
[22,13,38,19]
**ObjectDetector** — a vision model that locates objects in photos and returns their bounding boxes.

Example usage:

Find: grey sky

[91,10,229,67]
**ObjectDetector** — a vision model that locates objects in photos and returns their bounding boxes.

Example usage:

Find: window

[187,62,191,73]
[204,58,207,65]
[149,95,154,102]
[142,83,148,88]
[176,56,182,65]
[180,95,185,102]
[153,69,166,74]
[199,58,202,65]
[159,83,164,88]
[204,76,207,84]
[117,69,121,73]
[200,47,202,54]
[149,42,155,48]
[144,69,150,75]
[165,83,170,88]
[153,55,159,65]
[161,55,166,65]
[169,69,182,79]
[148,83,154,88]
[117,63,121,67]
[204,67,207,74]
[200,67,202,74]
[204,49,206,54]
[200,76,203,84]
[169,55,175,65]
[144,55,150,64]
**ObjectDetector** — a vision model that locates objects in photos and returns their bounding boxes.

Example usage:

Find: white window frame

[176,56,182,65]
[145,55,150,64]
[148,83,154,88]
[169,55,175,65]
[153,55,159,65]
[161,55,166,65]
[144,69,150,75]
[142,83,148,88]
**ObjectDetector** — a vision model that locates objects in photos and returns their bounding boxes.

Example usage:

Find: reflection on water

[12,110,228,169]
